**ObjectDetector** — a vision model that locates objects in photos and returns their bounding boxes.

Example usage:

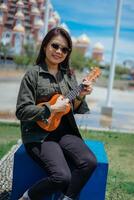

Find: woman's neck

[45,59,59,76]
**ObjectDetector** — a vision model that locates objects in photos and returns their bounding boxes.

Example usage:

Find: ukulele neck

[65,83,84,102]
[65,67,101,102]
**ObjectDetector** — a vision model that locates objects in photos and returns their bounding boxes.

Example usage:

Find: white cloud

[52,0,134,63]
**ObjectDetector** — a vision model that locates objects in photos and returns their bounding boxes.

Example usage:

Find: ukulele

[37,67,101,132]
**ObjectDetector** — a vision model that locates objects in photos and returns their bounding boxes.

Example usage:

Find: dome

[13,23,25,33]
[53,11,60,21]
[0,3,8,12]
[60,23,70,33]
[0,15,3,24]
[48,17,56,25]
[34,18,44,29]
[29,0,36,4]
[16,0,24,7]
[93,42,104,52]
[15,10,25,20]
[31,7,40,16]
[77,34,90,44]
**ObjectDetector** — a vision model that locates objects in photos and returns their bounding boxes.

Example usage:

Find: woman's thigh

[25,141,70,176]
[59,135,97,166]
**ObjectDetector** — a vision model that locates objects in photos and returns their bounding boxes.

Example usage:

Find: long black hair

[36,27,72,70]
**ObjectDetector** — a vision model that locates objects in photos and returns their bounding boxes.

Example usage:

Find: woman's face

[45,34,69,66]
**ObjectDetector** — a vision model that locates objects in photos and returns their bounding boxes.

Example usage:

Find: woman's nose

[56,48,62,54]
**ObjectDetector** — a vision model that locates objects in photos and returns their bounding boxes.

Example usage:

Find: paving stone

[0,141,21,200]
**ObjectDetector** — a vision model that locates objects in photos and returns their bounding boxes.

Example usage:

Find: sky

[51,0,134,65]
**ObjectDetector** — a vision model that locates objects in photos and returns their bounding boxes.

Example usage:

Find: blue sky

[51,0,134,64]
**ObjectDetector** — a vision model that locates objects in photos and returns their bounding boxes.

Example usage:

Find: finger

[65,98,69,103]
[83,81,92,86]
[83,77,90,81]
[83,87,93,93]
[58,96,63,101]
[83,85,92,90]
[87,88,93,93]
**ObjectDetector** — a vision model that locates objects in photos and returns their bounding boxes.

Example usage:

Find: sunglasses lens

[62,48,69,54]
[51,43,59,50]
[51,43,70,54]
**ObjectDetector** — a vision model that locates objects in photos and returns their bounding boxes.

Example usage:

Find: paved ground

[84,87,134,133]
[0,141,21,200]
[0,76,134,133]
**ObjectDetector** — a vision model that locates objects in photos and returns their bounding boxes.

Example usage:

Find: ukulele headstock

[86,67,101,82]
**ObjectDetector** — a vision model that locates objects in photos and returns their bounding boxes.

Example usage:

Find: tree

[115,64,130,75]
[23,43,37,65]
[85,57,100,69]
[13,43,38,68]
[0,42,10,64]
[13,55,30,69]
[70,49,86,71]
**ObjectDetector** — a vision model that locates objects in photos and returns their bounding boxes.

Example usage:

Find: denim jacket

[16,63,90,144]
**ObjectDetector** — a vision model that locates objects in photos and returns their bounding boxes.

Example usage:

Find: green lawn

[0,122,134,200]
[81,130,134,200]
[0,122,20,159]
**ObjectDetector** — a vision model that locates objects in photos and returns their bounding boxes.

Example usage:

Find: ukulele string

[66,84,84,102]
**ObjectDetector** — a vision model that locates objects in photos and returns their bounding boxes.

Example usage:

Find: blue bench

[11,140,108,200]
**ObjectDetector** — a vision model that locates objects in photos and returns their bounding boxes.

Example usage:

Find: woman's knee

[51,169,71,187]
[88,153,97,171]
[81,153,97,173]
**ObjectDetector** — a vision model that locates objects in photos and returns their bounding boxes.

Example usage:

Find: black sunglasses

[50,43,71,54]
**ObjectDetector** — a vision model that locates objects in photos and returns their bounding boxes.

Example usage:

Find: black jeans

[25,134,97,200]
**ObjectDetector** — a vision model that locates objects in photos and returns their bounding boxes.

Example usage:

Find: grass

[0,122,134,199]
[81,129,134,200]
[0,122,20,159]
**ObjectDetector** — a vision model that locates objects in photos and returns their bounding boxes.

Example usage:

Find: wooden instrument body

[36,67,101,132]
[37,94,71,132]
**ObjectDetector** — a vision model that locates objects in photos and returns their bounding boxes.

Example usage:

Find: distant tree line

[0,43,132,79]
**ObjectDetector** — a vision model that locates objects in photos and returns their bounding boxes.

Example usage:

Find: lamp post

[43,0,49,36]
[101,0,123,116]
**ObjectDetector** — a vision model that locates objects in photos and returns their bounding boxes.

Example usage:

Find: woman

[16,27,97,200]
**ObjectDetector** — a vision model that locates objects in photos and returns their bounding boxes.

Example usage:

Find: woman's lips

[52,54,62,59]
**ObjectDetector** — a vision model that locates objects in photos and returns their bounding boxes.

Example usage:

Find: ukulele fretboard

[65,83,84,102]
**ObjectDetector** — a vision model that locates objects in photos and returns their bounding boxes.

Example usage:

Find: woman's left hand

[79,78,93,97]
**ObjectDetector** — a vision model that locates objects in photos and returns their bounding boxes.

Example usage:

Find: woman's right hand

[50,96,69,113]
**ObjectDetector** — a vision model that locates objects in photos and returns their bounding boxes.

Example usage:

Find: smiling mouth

[52,55,62,59]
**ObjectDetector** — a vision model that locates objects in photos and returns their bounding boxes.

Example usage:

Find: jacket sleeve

[74,98,90,114]
[16,69,51,121]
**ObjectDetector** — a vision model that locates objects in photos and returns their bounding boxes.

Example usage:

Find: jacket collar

[39,61,48,73]
[39,61,67,74]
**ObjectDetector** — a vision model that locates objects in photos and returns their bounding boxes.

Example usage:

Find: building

[72,34,90,55]
[0,0,60,56]
[92,42,104,62]
[0,1,104,60]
